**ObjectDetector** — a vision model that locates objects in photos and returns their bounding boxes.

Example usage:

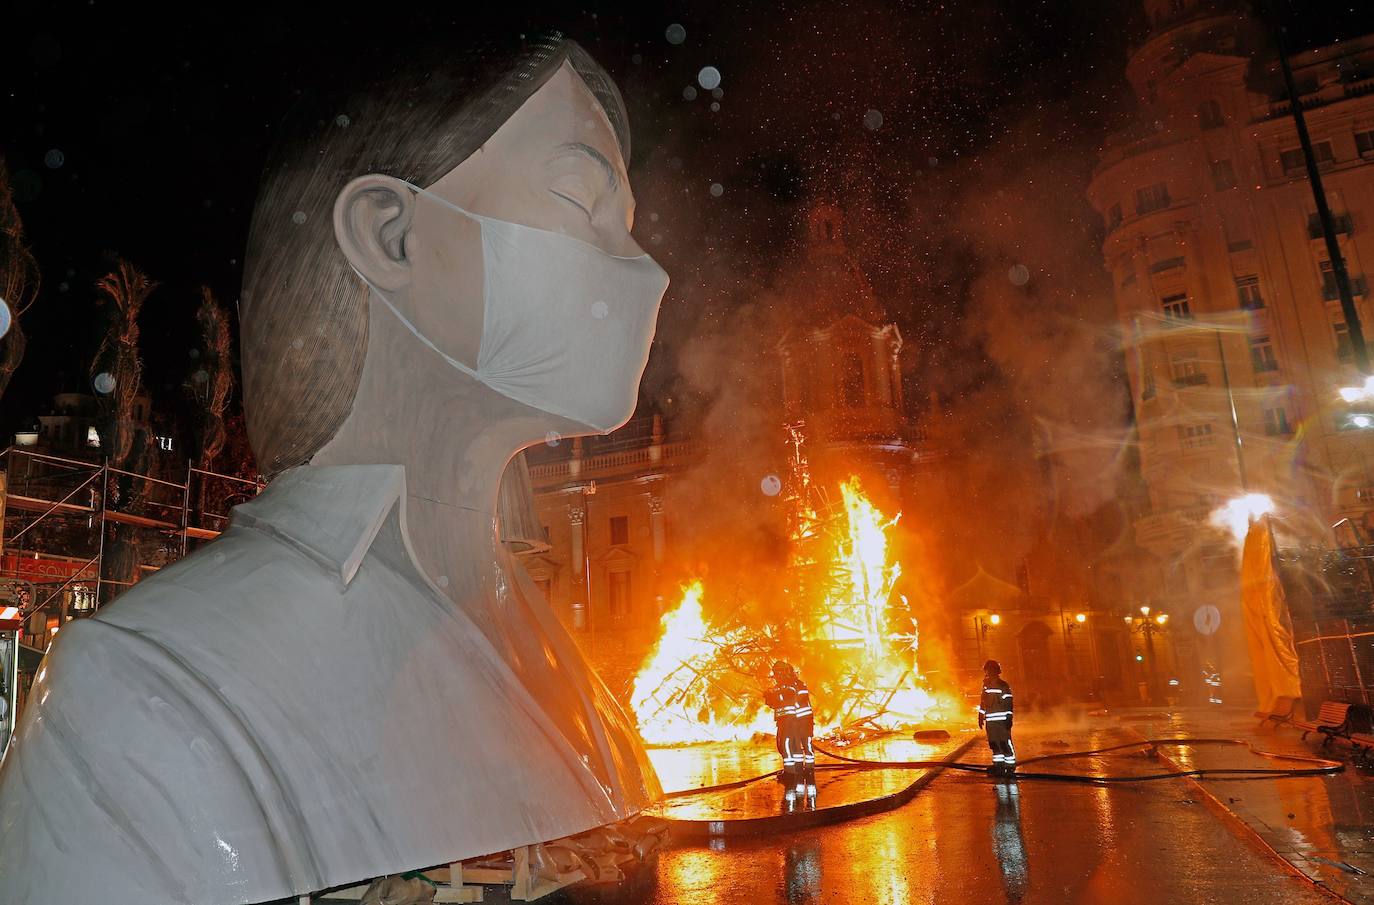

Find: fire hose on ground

[662,737,1343,800]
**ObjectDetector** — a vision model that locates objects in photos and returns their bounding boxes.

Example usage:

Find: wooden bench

[1255,696,1300,729]
[1293,700,1353,746]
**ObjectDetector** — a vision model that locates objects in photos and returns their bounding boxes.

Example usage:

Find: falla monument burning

[630,424,962,747]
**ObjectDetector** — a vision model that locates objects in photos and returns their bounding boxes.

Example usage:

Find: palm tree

[91,258,157,469]
[0,158,41,402]
[192,285,233,470]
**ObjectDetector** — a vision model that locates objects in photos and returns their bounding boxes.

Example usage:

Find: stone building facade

[1087,0,1374,678]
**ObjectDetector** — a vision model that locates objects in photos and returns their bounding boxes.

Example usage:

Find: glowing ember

[1210,492,1274,543]
[630,477,955,746]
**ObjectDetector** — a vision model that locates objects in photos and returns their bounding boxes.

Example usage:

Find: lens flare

[1209,492,1275,543]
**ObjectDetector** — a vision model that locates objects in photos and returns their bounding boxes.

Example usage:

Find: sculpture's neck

[312,296,558,586]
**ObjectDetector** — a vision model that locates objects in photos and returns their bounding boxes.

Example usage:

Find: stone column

[648,490,667,617]
[568,501,587,630]
[648,492,666,564]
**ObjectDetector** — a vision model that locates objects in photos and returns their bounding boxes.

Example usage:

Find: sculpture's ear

[333,174,414,292]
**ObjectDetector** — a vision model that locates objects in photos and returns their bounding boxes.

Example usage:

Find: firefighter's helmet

[983,659,1002,676]
[771,660,795,680]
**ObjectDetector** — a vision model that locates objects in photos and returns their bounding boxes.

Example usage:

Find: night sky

[2,0,1372,447]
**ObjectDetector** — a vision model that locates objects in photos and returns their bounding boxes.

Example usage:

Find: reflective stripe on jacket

[978,678,1014,722]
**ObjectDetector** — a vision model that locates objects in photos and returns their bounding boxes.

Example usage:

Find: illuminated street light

[1075,612,1087,623]
[1139,605,1150,616]
[1338,375,1374,403]
[989,613,1001,626]
[1154,613,1169,625]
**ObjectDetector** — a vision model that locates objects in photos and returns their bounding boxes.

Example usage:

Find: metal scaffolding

[0,447,263,645]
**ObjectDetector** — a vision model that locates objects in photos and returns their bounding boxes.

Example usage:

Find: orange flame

[631,478,953,745]
[629,581,773,744]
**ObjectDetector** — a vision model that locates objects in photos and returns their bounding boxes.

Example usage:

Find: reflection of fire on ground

[630,474,961,747]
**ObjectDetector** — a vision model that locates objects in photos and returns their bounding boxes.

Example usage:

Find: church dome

[776,202,886,329]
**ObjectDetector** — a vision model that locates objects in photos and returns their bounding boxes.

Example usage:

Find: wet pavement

[542,715,1339,905]
[645,732,973,828]
[1127,707,1374,903]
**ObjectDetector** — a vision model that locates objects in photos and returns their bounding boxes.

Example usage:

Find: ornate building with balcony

[1087,0,1374,675]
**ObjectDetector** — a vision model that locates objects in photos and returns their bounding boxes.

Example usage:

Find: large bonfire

[630,475,955,746]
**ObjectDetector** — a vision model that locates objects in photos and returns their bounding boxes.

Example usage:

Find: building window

[1171,355,1207,387]
[1198,100,1224,129]
[1161,292,1192,322]
[608,570,632,622]
[1357,129,1374,157]
[1307,212,1353,239]
[157,435,174,452]
[1177,423,1215,448]
[1264,407,1292,436]
[1320,261,1367,300]
[1141,371,1157,401]
[1281,141,1334,174]
[838,352,865,408]
[1249,337,1279,372]
[1236,275,1264,310]
[1209,159,1237,191]
[609,515,629,546]
[1336,322,1354,360]
[1136,183,1171,215]
[85,426,100,447]
[1107,203,1123,230]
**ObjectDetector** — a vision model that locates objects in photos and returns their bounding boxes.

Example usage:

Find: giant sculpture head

[241,34,667,476]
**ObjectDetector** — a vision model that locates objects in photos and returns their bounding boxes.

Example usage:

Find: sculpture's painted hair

[240,33,630,476]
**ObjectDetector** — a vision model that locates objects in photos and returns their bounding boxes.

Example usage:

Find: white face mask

[360,181,669,434]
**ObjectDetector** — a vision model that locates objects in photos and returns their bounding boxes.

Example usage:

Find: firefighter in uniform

[978,659,1016,776]
[764,660,816,806]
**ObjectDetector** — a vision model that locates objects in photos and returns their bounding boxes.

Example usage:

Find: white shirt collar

[230,465,406,587]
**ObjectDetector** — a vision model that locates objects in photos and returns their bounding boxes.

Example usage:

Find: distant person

[978,659,1016,776]
[765,660,816,806]
[1202,663,1223,705]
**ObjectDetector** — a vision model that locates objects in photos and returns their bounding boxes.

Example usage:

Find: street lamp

[975,612,1000,657]
[1126,609,1170,704]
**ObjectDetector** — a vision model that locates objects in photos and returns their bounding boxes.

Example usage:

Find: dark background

[1,0,1370,442]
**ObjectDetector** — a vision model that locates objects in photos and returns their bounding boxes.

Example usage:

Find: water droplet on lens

[710,101,720,112]
[591,300,609,319]
[683,85,698,101]
[697,66,722,90]
[334,114,351,127]
[863,109,884,130]
[1008,264,1031,286]
[665,23,686,45]
[545,431,561,447]
[760,475,782,497]
[0,298,11,338]
[44,149,64,169]
[93,372,115,394]
[709,183,724,197]
[291,210,306,225]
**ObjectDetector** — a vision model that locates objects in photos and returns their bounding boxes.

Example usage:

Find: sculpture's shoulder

[96,522,328,630]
